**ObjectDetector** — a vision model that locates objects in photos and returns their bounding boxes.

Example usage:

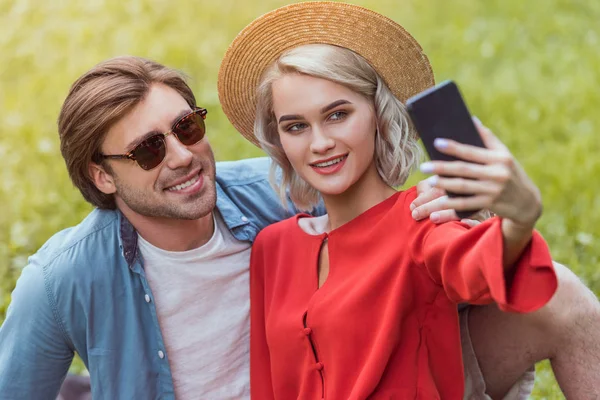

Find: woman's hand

[410,179,490,227]
[418,118,543,231]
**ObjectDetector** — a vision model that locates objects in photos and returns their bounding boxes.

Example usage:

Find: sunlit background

[1,0,599,397]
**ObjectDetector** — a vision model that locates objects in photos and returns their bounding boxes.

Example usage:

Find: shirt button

[241,216,248,222]
[303,328,312,336]
[315,362,324,371]
[158,350,165,359]
[144,294,151,303]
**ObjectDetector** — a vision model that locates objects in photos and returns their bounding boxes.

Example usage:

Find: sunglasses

[98,107,208,171]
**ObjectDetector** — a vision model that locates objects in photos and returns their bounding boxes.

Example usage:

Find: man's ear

[89,162,117,195]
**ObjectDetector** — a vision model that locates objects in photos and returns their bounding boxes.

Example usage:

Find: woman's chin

[313,183,351,197]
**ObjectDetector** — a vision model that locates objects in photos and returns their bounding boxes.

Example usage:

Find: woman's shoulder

[251,215,313,274]
[254,214,306,246]
[398,185,418,204]
[380,186,444,235]
[388,186,419,219]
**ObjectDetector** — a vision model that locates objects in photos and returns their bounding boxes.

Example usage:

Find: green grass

[1,0,599,397]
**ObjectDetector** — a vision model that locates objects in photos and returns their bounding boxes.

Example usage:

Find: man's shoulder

[215,157,271,187]
[215,158,295,232]
[29,208,121,277]
[5,208,125,361]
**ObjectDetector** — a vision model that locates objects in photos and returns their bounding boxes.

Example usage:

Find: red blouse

[250,187,557,399]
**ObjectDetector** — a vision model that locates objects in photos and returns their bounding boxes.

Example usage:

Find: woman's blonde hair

[254,44,422,211]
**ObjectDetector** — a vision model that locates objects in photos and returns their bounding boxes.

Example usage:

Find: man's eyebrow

[320,99,351,114]
[125,109,191,151]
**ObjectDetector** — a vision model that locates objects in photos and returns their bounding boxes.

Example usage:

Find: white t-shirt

[139,211,251,399]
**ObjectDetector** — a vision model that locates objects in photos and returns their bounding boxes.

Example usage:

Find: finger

[472,116,484,128]
[473,117,507,151]
[440,195,492,213]
[411,195,450,220]
[410,183,446,211]
[429,209,459,224]
[416,177,433,195]
[471,209,494,222]
[421,161,511,182]
[460,218,481,227]
[433,138,510,165]
[431,176,499,195]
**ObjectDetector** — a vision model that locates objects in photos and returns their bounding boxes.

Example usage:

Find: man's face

[98,83,217,220]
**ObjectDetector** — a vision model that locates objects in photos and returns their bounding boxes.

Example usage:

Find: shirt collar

[116,179,250,269]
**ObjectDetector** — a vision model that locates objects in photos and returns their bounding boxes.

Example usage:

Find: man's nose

[164,135,193,169]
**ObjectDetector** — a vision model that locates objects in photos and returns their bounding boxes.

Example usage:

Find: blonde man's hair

[58,56,196,209]
[254,44,422,211]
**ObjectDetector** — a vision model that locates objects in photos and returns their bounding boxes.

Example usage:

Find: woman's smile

[309,153,349,175]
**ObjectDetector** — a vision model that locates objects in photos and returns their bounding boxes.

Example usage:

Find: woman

[218,3,557,399]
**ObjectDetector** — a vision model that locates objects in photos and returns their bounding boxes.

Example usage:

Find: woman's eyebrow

[320,99,351,114]
[278,114,303,123]
[278,100,352,124]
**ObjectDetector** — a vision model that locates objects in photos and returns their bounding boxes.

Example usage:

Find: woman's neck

[322,162,397,231]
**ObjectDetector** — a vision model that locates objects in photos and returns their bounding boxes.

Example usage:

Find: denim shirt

[0,157,314,400]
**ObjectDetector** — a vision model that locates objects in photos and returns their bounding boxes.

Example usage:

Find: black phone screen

[406,80,486,219]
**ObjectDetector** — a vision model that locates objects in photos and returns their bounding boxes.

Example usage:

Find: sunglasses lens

[174,111,205,145]
[133,135,166,170]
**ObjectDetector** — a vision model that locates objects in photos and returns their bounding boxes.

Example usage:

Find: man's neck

[122,209,215,252]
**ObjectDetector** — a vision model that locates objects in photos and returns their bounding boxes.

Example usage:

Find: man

[0,57,598,399]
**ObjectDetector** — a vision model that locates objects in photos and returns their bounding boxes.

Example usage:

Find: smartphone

[406,80,485,219]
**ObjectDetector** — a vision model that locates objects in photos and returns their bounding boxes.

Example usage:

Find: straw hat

[218,1,435,147]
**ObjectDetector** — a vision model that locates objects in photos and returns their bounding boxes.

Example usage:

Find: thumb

[460,218,481,228]
[472,116,506,151]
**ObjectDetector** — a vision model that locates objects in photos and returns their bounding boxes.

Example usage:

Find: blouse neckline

[293,191,402,239]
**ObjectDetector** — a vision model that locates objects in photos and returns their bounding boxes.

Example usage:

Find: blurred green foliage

[1,0,598,397]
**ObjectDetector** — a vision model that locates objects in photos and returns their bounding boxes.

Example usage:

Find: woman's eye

[286,123,308,132]
[329,111,347,121]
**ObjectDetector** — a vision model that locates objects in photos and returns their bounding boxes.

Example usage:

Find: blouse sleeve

[249,233,276,400]
[410,217,557,313]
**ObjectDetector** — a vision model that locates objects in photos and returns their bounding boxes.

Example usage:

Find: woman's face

[272,73,379,197]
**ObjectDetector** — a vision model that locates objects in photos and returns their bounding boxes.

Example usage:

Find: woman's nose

[309,127,335,154]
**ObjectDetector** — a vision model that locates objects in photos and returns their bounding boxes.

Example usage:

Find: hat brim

[218,1,435,147]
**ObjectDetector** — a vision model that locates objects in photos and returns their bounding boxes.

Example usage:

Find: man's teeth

[313,156,346,168]
[167,175,200,191]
